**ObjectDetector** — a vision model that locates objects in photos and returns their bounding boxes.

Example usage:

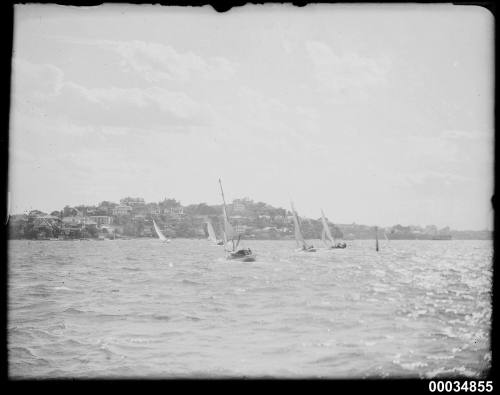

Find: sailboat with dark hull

[320,209,347,249]
[291,202,316,252]
[219,179,256,262]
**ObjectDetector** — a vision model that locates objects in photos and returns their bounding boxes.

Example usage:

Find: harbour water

[8,239,492,378]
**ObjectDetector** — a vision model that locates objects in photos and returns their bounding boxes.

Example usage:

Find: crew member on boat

[235,248,252,256]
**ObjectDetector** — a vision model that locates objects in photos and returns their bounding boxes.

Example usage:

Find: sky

[8,4,494,230]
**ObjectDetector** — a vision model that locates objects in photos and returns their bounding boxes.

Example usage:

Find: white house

[112,205,133,216]
[89,216,113,226]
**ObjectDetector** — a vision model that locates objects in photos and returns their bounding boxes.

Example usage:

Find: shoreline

[7,237,493,241]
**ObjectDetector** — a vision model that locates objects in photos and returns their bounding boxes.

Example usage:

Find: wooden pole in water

[375,226,379,252]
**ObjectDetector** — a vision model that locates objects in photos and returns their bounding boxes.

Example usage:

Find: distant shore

[8,235,492,241]
[8,197,492,241]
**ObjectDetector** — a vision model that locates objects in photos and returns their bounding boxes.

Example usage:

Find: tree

[159,198,181,209]
[85,225,98,238]
[28,210,46,217]
[63,206,78,217]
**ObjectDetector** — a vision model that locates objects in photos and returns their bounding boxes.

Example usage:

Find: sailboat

[291,202,316,252]
[320,209,347,249]
[219,178,256,262]
[206,219,224,245]
[153,219,170,242]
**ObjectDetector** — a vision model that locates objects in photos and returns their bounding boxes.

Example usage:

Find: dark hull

[227,253,256,262]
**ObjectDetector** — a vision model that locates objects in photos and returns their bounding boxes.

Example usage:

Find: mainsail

[320,209,335,247]
[291,202,309,249]
[206,220,218,243]
[219,178,236,251]
[222,206,235,242]
[153,219,168,242]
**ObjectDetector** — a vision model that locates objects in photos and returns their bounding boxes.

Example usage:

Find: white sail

[206,220,217,243]
[320,209,335,246]
[222,205,236,242]
[291,202,308,249]
[222,230,231,252]
[153,219,168,242]
[219,178,236,252]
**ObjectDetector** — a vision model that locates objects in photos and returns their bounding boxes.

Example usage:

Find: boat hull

[226,252,256,262]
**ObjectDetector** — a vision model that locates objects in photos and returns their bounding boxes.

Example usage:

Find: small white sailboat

[291,202,316,252]
[219,178,256,262]
[153,219,170,243]
[206,219,224,245]
[320,209,346,249]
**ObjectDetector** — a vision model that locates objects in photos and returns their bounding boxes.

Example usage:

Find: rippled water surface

[8,239,492,378]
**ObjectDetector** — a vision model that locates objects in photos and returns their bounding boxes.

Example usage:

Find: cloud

[11,59,211,131]
[440,129,491,142]
[12,58,63,100]
[305,40,391,93]
[58,83,207,128]
[237,86,288,114]
[404,171,469,187]
[111,40,237,82]
[55,37,238,83]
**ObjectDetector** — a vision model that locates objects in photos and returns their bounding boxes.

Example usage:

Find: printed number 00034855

[429,381,493,392]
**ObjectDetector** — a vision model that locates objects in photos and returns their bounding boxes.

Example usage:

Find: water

[8,239,492,378]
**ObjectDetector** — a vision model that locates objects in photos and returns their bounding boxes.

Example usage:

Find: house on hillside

[62,216,83,226]
[89,215,113,226]
[112,205,133,216]
[32,215,61,238]
[147,203,161,215]
[120,197,145,207]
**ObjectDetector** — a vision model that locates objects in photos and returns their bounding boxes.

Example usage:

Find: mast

[375,226,379,252]
[81,214,86,239]
[219,178,228,209]
[219,178,235,251]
